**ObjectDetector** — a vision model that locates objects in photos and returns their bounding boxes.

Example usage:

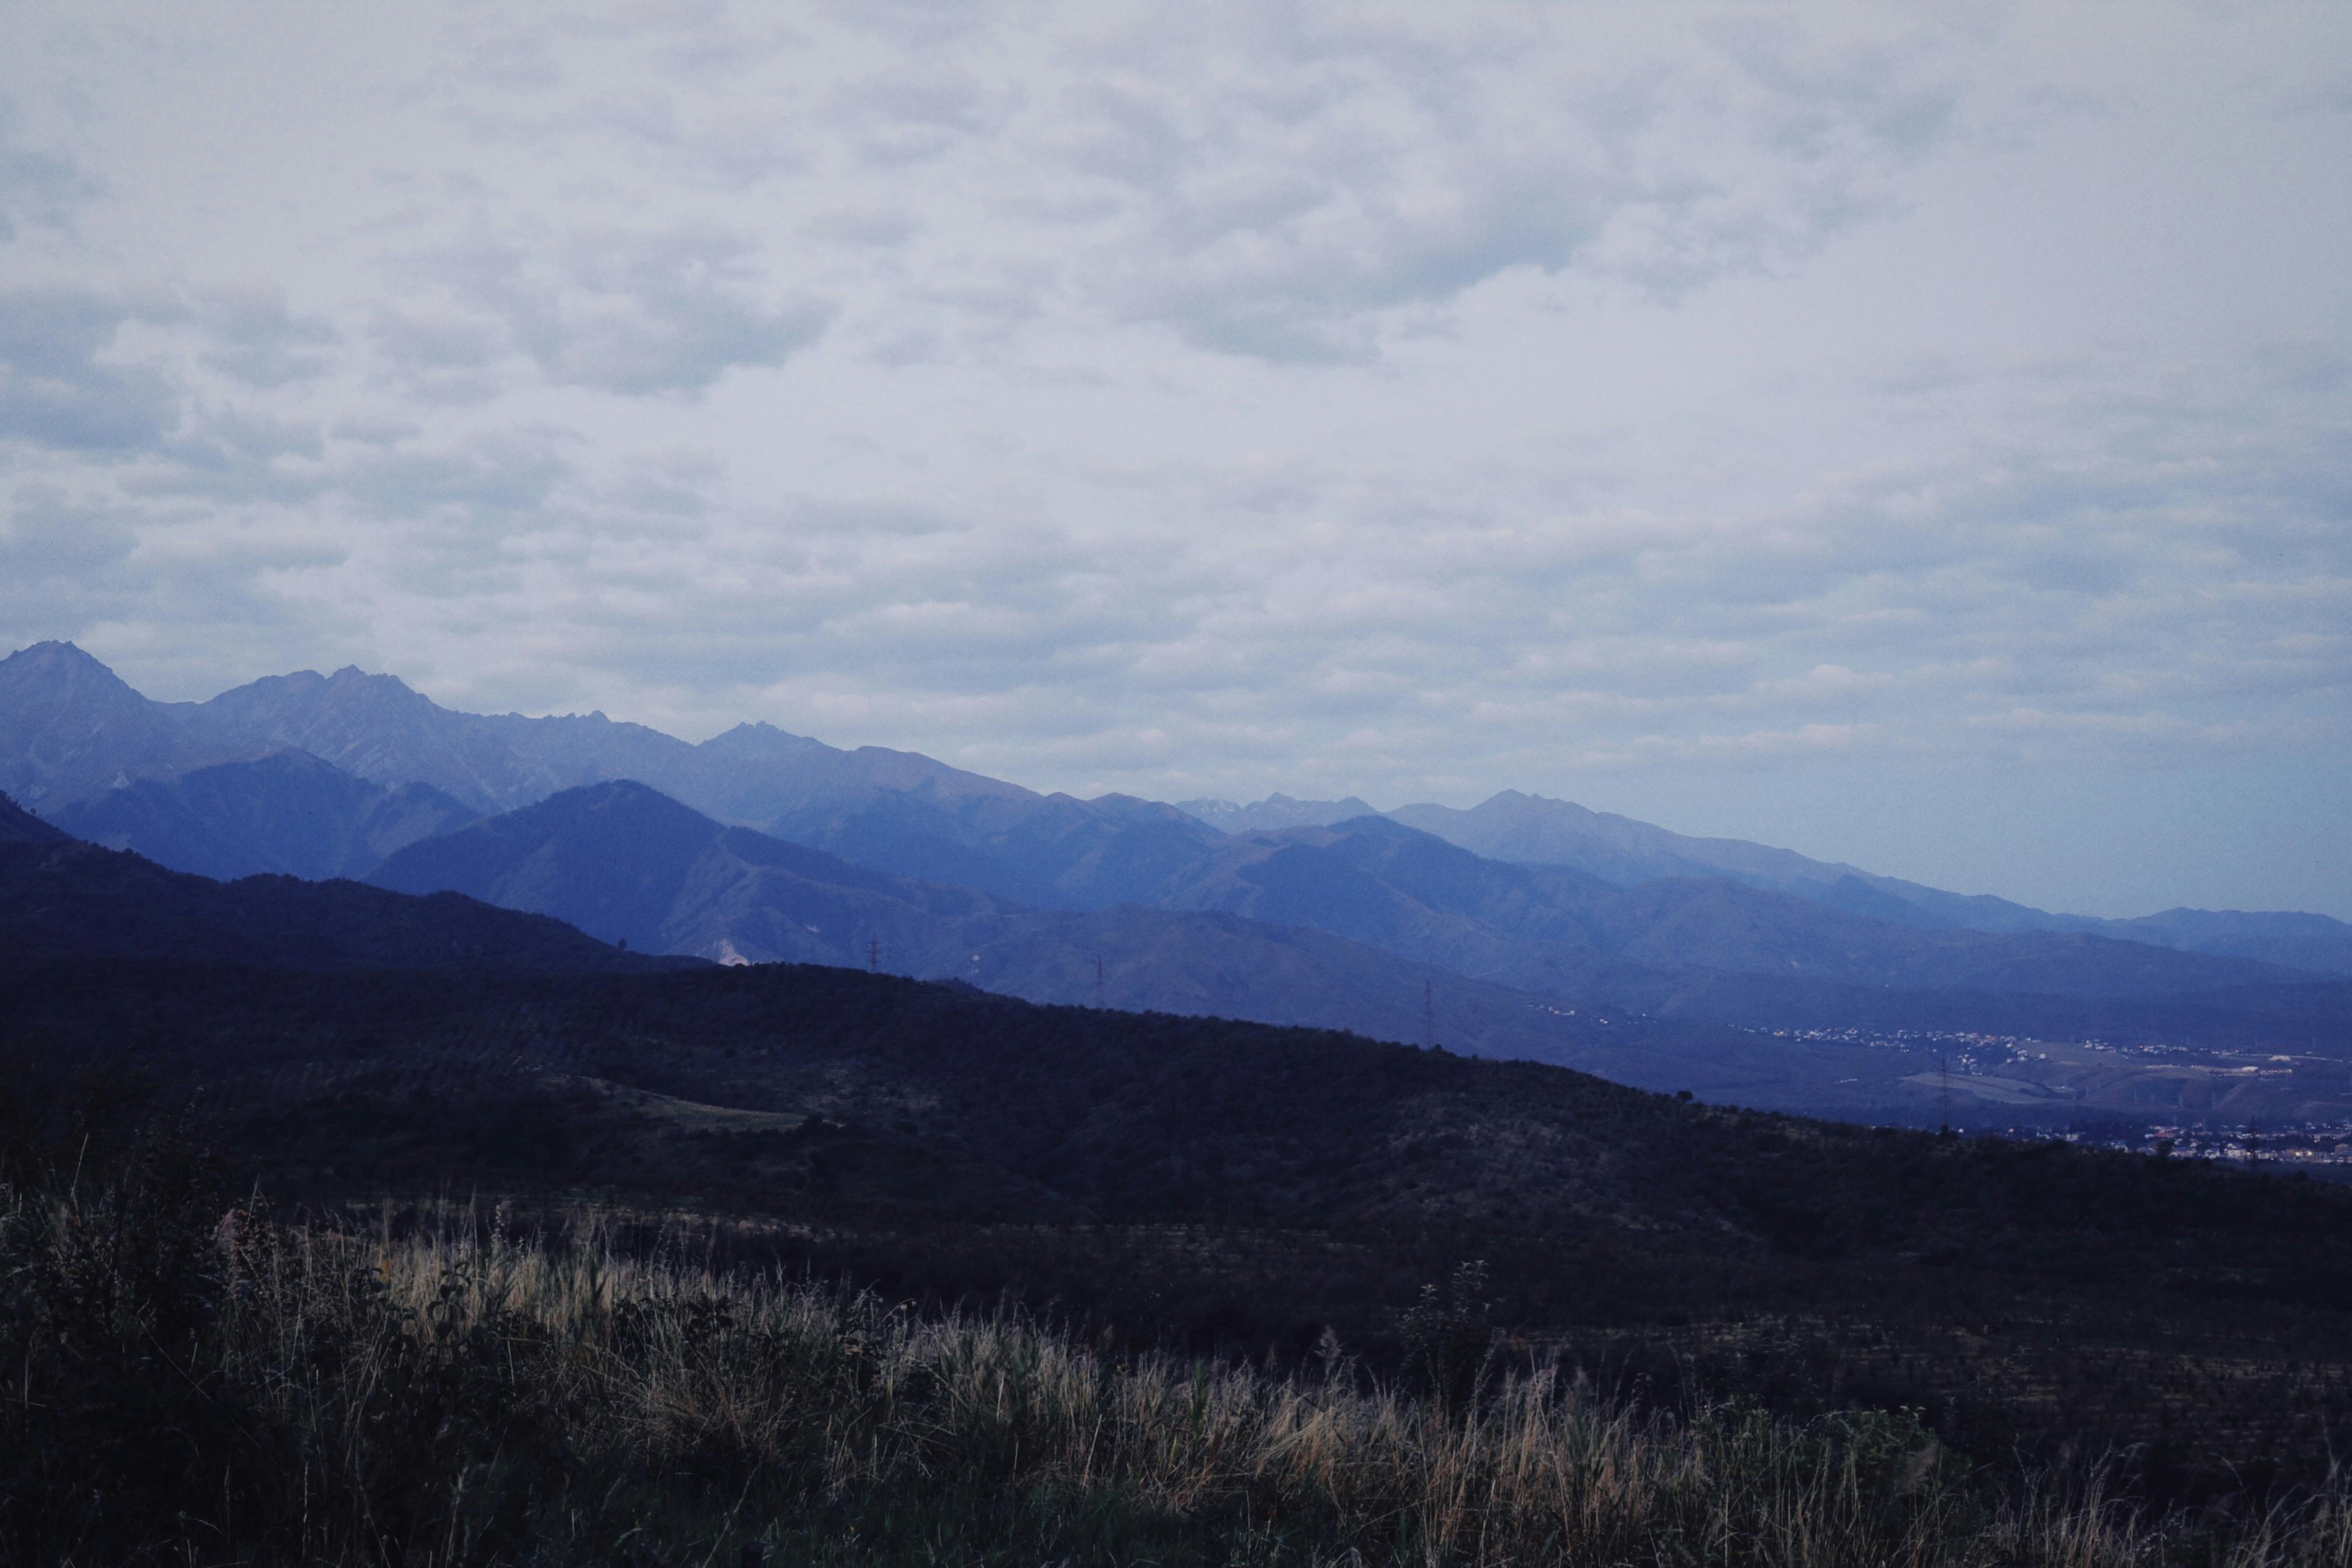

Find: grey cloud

[554,228,830,394]
[343,432,573,518]
[804,208,925,249]
[366,307,509,405]
[833,65,1003,138]
[0,288,177,452]
[330,415,425,446]
[1709,18,1960,166]
[370,308,503,370]
[393,223,830,396]
[782,499,958,537]
[197,288,339,387]
[128,410,330,505]
[0,97,92,241]
[1122,166,1609,362]
[1028,12,1984,360]
[388,5,1994,366]
[606,471,713,520]
[452,18,566,94]
[0,483,137,581]
[1866,353,1971,398]
[2256,340,2352,396]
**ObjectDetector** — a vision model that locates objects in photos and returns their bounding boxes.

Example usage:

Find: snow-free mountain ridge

[6,641,2347,979]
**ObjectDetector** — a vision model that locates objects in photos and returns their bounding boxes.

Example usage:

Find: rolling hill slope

[0,790,66,845]
[0,837,685,973]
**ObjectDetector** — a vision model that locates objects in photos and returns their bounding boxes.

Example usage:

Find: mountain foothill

[6,637,2351,1124]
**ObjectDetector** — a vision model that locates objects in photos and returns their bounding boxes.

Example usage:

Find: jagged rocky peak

[208,663,435,718]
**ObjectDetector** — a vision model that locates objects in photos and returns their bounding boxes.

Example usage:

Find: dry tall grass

[11,1175,2352,1566]
[179,1204,2352,1563]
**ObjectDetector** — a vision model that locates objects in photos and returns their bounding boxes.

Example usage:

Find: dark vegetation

[24,1120,2350,1568]
[0,839,691,972]
[11,943,2352,1518]
[9,1045,2352,1567]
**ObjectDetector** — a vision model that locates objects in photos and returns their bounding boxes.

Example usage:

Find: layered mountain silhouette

[1177,793,1381,832]
[1173,789,2352,977]
[0,836,682,973]
[1139,816,2321,1002]
[6,640,2346,1021]
[0,641,1225,912]
[362,783,2352,1087]
[54,750,478,880]
[364,781,1664,1069]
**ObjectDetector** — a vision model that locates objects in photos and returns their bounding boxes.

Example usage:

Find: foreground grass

[6,1160,2352,1566]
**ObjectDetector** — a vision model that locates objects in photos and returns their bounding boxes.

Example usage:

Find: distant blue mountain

[365,780,1655,1065]
[1176,793,1381,832]
[1381,790,2352,977]
[0,641,1223,911]
[8,640,2346,986]
[55,750,477,880]
[360,783,2352,1112]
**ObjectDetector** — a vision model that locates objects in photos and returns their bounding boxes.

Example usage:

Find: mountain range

[1245,790,2352,975]
[8,639,2352,1121]
[52,749,480,881]
[10,640,2342,975]
[356,780,2352,1107]
[364,779,1672,1072]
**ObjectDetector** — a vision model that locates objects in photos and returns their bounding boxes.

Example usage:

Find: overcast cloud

[1,0,2347,918]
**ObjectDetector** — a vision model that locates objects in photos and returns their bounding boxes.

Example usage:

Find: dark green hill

[0,838,687,973]
[12,944,2352,1492]
[11,949,2348,1290]
[0,789,66,844]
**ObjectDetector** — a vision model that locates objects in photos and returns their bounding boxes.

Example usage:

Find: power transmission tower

[1425,979,1435,1051]
[1938,1054,1952,1136]
[1093,951,1106,1010]
[867,937,880,973]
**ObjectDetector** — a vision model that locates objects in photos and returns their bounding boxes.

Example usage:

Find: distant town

[1719,1021,2352,1165]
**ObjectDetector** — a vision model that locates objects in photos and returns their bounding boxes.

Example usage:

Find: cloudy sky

[2,1,2347,918]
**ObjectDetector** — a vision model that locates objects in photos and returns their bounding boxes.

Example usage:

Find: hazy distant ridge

[1196,789,2352,978]
[8,641,2347,982]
